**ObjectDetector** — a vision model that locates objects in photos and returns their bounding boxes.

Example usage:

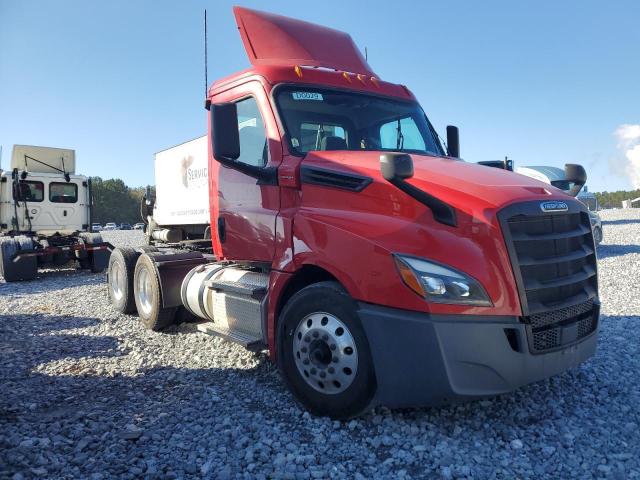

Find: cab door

[212,80,282,262]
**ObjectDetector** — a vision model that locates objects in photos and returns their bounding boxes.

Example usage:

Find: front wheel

[277,281,376,419]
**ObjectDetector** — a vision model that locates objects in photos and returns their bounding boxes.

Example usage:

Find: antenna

[365,47,368,61]
[204,9,208,103]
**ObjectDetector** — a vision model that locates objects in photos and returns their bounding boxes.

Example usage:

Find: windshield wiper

[396,119,404,150]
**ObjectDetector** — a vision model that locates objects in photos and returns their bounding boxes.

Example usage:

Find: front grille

[499,201,600,353]
[533,327,560,351]
[527,299,598,352]
[529,299,594,329]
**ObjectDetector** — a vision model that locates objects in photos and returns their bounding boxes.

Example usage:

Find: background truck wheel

[133,253,176,331]
[79,232,109,273]
[277,281,376,419]
[107,247,140,313]
[37,239,54,265]
[0,236,37,282]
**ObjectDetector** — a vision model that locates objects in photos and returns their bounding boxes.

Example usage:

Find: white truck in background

[0,145,111,281]
[477,161,602,244]
[142,135,212,248]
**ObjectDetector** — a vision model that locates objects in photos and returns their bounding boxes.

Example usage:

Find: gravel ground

[1,214,639,479]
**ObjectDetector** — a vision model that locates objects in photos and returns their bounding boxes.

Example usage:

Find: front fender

[291,208,521,316]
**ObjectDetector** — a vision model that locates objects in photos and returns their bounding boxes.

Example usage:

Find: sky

[1,0,639,192]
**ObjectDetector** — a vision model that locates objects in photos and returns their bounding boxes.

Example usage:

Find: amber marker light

[342,71,352,83]
[356,74,366,85]
[394,256,425,298]
[294,65,303,78]
[370,77,380,87]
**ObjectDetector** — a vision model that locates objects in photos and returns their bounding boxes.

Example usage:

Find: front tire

[277,281,376,419]
[133,253,176,331]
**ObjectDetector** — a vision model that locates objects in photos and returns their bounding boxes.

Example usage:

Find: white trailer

[0,145,111,281]
[142,136,212,248]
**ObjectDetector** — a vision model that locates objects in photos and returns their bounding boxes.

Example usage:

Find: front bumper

[358,302,599,408]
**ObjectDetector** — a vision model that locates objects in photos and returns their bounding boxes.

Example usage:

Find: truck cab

[0,145,110,281]
[107,7,600,418]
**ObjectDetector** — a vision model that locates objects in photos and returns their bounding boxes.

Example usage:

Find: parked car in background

[589,210,603,245]
[133,223,145,230]
[120,223,132,230]
[91,223,102,232]
[103,222,117,231]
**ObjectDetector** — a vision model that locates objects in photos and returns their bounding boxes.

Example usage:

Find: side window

[380,117,426,151]
[236,97,268,167]
[50,182,78,203]
[13,181,44,202]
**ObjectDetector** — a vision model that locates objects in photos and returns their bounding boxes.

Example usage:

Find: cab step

[206,279,266,299]
[196,321,265,351]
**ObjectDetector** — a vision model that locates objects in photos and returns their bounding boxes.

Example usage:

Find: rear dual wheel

[108,247,175,330]
[108,247,140,313]
[133,254,176,331]
[277,281,376,419]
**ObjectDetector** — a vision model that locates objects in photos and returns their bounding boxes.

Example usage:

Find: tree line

[594,189,640,209]
[90,177,154,225]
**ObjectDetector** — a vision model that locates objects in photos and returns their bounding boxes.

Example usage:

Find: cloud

[613,124,640,189]
[615,124,640,146]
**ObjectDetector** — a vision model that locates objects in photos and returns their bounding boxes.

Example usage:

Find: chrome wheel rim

[292,312,358,395]
[137,267,154,315]
[110,262,124,301]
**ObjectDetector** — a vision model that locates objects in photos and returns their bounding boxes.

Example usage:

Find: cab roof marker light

[370,77,380,87]
[294,65,303,78]
[356,74,367,85]
[342,71,352,83]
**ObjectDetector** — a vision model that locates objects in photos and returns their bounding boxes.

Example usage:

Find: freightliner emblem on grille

[540,201,569,212]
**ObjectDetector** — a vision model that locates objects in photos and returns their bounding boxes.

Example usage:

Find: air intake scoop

[233,6,375,76]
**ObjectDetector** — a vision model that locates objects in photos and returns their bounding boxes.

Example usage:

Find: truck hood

[302,150,566,216]
[233,6,375,76]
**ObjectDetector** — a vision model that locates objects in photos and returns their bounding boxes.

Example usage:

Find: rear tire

[277,281,376,419]
[0,236,37,282]
[107,247,140,313]
[133,253,176,331]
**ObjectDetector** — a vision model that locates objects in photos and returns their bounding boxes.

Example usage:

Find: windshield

[275,86,445,157]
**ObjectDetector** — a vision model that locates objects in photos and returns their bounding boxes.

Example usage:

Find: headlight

[394,254,492,306]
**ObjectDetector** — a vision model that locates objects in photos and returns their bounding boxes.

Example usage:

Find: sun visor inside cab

[233,7,375,76]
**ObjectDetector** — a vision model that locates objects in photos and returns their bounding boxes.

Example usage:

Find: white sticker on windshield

[292,92,324,101]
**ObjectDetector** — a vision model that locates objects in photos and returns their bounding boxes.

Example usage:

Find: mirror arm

[388,177,457,227]
[215,156,278,186]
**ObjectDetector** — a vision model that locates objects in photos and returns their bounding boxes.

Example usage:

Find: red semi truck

[107,7,600,418]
